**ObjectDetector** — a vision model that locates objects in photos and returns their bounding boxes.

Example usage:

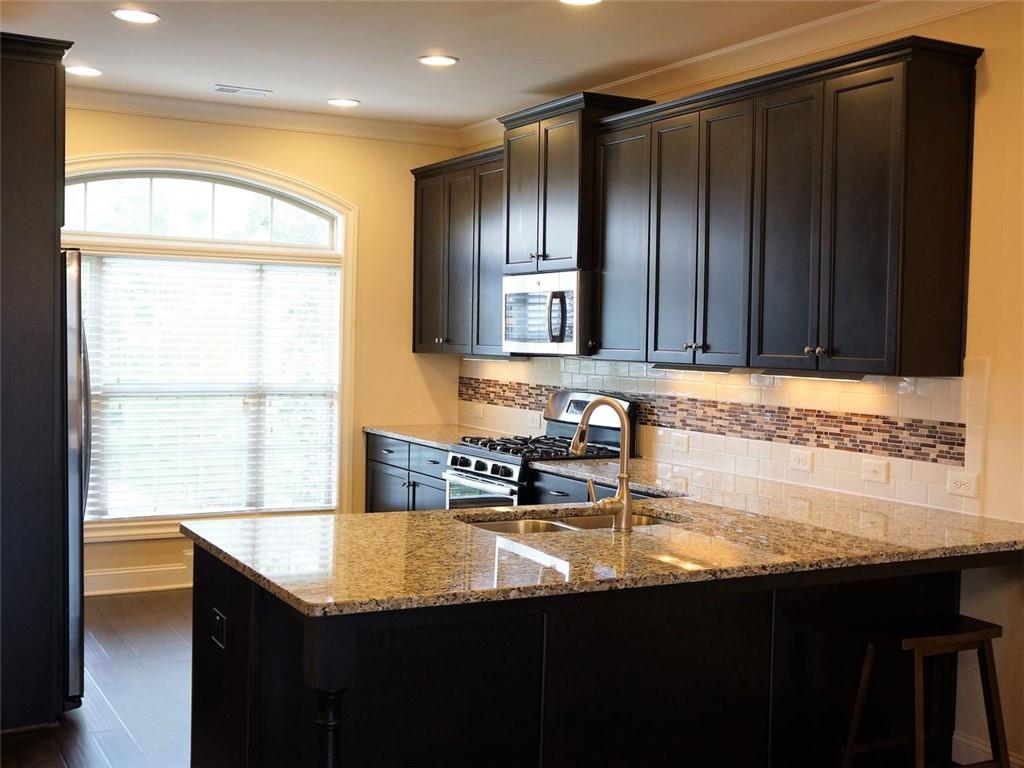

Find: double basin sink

[471,514,668,534]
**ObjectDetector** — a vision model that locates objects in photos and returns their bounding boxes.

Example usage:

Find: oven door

[502,271,589,355]
[443,470,520,509]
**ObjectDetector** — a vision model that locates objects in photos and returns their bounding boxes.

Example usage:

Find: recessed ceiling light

[327,98,361,108]
[418,55,459,67]
[65,65,103,77]
[111,8,161,23]
[559,0,602,4]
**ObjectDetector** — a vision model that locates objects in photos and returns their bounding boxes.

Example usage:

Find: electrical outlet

[946,471,979,498]
[862,458,890,483]
[789,448,814,473]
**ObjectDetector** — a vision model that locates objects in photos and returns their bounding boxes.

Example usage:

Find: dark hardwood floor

[1,590,192,767]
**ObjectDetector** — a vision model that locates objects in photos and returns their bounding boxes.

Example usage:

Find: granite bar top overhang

[181,491,1024,619]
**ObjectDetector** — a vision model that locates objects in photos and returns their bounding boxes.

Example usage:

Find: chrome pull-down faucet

[569,396,633,532]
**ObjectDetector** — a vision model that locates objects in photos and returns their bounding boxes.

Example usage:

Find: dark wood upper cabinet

[750,82,823,371]
[499,93,653,275]
[694,100,753,368]
[443,168,475,355]
[412,148,505,356]
[593,125,652,361]
[411,38,981,375]
[648,113,701,364]
[645,101,752,368]
[413,174,445,353]
[503,123,541,274]
[473,160,506,355]
[818,64,904,375]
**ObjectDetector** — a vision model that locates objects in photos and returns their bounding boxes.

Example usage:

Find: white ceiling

[2,1,870,128]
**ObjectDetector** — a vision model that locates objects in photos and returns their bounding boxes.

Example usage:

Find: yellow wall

[66,108,462,512]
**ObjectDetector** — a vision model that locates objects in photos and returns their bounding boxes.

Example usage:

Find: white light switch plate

[789,448,814,473]
[946,471,979,498]
[862,458,890,483]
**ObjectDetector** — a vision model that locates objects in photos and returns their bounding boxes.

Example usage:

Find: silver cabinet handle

[549,490,569,497]
[425,459,440,465]
[803,346,814,355]
[814,346,827,357]
[381,449,394,455]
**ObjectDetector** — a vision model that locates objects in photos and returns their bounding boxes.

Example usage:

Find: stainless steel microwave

[502,271,591,355]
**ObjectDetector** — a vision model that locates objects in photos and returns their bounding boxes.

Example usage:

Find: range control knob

[474,460,487,472]
[449,455,459,466]
[498,466,514,478]
[458,456,471,468]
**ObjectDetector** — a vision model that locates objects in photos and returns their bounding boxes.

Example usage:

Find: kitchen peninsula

[182,488,1024,767]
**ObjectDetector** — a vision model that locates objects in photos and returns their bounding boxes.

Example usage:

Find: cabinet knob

[528,252,538,260]
[693,342,707,353]
[803,346,814,355]
[814,346,827,357]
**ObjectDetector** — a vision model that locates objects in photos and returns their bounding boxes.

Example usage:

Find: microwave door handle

[546,291,555,343]
[554,291,567,343]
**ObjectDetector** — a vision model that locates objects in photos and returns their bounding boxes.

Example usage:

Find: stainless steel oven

[442,469,520,509]
[502,271,591,355]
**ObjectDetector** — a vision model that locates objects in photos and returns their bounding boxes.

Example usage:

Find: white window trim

[65,153,359,542]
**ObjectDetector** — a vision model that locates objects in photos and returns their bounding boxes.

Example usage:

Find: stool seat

[872,614,1002,654]
[842,613,1009,768]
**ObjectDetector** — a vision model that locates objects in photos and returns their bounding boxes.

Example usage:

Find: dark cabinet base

[189,548,996,768]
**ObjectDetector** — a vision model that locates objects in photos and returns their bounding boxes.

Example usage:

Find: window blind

[81,254,340,519]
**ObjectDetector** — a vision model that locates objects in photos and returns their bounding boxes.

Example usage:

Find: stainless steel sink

[558,514,667,530]
[471,519,576,534]
[470,514,668,534]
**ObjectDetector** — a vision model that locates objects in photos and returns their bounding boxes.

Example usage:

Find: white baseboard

[953,730,1024,768]
[84,562,192,596]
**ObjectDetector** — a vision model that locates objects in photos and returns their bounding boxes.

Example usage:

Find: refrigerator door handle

[82,328,91,512]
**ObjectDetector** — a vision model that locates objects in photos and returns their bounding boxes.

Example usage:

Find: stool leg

[842,641,875,768]
[914,650,926,768]
[978,640,1010,767]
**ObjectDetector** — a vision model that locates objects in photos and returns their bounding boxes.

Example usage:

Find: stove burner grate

[460,434,618,460]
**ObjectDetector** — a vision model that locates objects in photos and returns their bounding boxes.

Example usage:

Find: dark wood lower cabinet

[365,460,410,512]
[191,548,1005,767]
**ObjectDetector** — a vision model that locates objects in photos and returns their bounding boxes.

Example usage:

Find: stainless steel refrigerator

[64,247,87,709]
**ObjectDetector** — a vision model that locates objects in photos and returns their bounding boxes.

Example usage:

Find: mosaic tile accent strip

[458,376,966,466]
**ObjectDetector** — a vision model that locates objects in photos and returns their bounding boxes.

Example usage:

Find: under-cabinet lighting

[560,0,603,5]
[327,98,361,108]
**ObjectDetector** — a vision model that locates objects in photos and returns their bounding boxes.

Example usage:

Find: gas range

[442,391,634,509]
[460,434,619,460]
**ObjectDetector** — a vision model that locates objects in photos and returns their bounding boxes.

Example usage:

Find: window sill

[84,508,337,544]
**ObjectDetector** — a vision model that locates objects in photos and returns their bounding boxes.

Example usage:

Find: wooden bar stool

[842,614,1010,768]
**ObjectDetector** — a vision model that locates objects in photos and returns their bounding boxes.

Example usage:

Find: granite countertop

[363,424,494,451]
[531,457,686,497]
[181,484,1024,618]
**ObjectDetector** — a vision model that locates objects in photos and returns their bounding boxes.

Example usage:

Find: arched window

[64,171,336,248]
[64,170,344,522]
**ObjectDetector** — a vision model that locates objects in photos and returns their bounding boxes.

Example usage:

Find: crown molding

[580,0,1001,104]
[66,87,466,149]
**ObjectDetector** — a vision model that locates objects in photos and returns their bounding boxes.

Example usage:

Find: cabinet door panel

[647,113,700,364]
[751,83,822,371]
[413,175,445,351]
[409,472,447,511]
[504,123,540,274]
[473,160,506,355]
[444,169,474,354]
[594,125,651,361]
[696,100,753,368]
[366,461,409,512]
[819,64,903,374]
[539,113,582,270]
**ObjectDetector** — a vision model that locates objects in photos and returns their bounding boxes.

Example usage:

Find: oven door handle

[443,470,519,497]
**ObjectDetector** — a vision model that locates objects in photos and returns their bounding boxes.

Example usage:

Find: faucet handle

[586,479,598,503]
